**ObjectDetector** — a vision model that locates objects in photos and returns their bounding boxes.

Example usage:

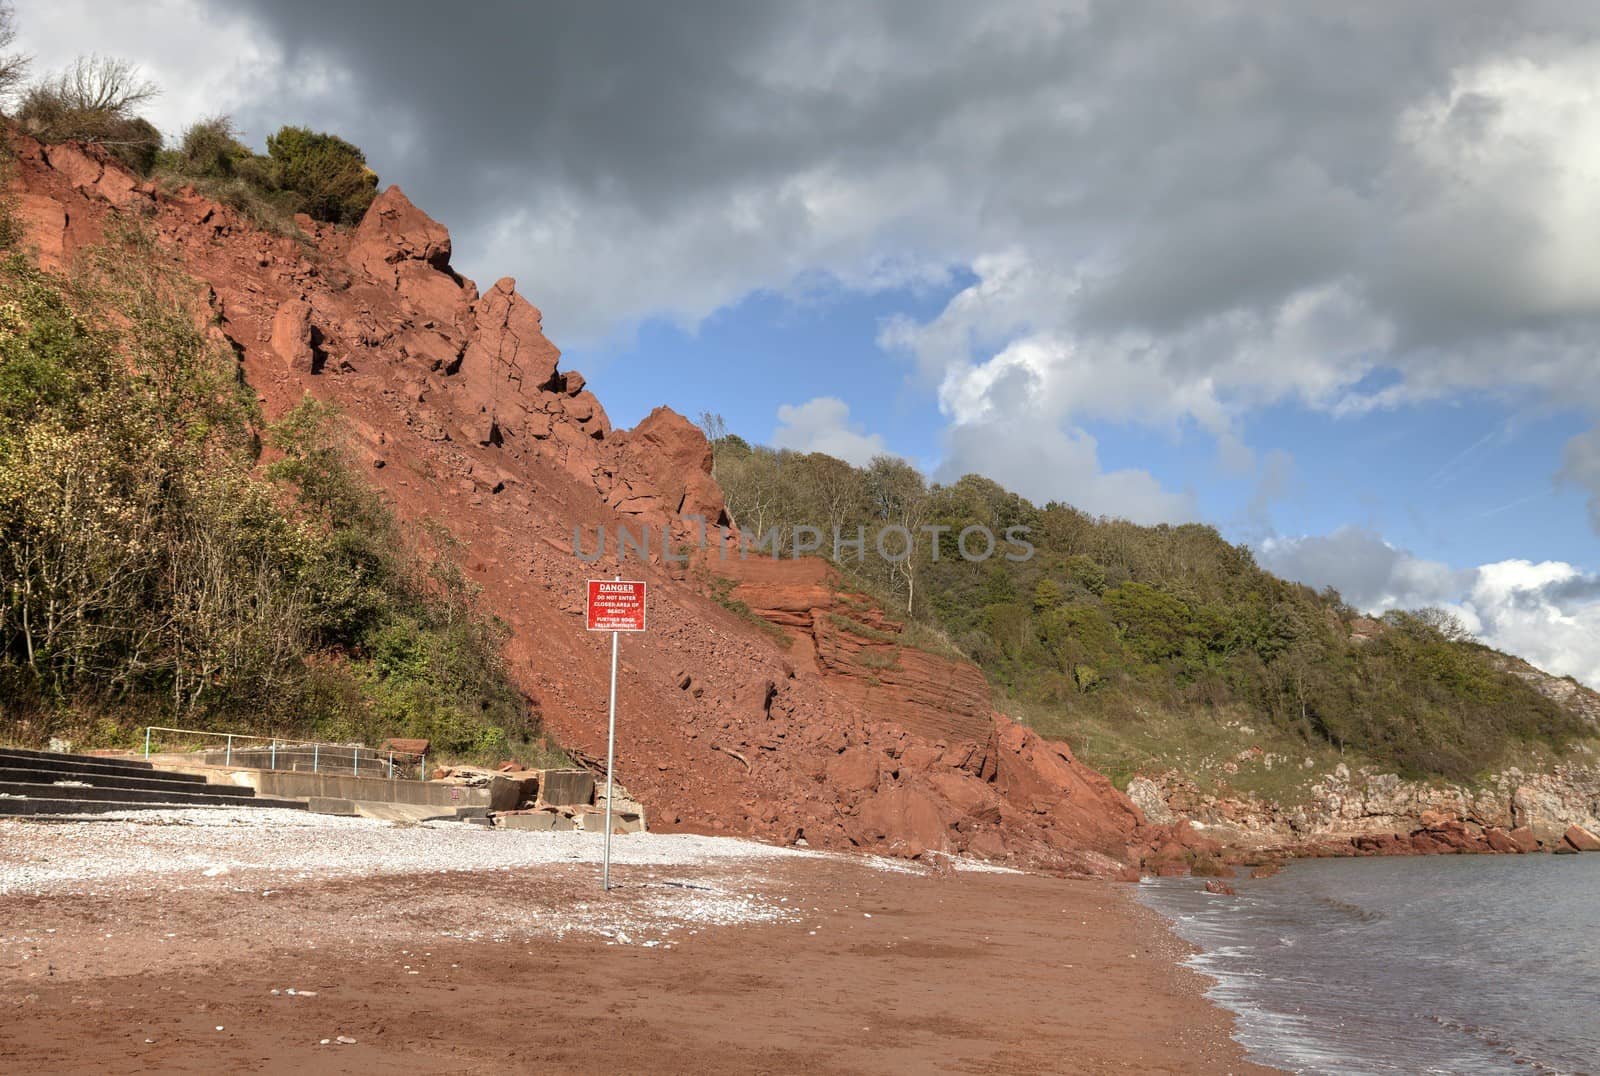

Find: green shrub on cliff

[165,115,252,179]
[153,117,380,230]
[265,126,378,225]
[267,397,527,752]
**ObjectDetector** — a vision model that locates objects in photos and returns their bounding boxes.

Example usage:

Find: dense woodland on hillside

[706,424,1590,784]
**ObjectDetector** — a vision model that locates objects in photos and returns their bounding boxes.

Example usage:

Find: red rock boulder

[850,785,951,858]
[1508,826,1542,854]
[1563,824,1600,852]
[1483,827,1520,854]
[348,185,466,314]
[270,298,315,370]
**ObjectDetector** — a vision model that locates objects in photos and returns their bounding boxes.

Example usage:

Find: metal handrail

[142,725,425,779]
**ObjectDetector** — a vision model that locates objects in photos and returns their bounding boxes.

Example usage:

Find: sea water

[1138,854,1600,1074]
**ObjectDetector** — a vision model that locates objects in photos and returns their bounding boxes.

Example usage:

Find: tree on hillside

[1410,606,1476,644]
[15,54,161,172]
[865,455,929,613]
[799,452,869,542]
[0,3,29,106]
[697,411,728,479]
[718,444,788,541]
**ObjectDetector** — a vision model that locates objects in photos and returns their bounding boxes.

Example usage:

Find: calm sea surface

[1138,854,1600,1074]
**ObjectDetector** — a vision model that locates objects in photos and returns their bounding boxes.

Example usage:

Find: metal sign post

[586,577,648,891]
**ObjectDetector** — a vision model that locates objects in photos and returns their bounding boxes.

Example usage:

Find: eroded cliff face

[1127,654,1600,858]
[1130,762,1600,856]
[6,135,1217,875]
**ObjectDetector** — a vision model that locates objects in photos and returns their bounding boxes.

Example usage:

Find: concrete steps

[0,747,187,781]
[0,747,307,817]
[0,766,258,799]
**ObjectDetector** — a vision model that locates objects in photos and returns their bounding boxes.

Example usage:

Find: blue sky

[13,0,1600,685]
[566,282,960,467]
[573,289,1596,574]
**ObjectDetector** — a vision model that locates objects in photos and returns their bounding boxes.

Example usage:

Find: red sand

[0,854,1273,1074]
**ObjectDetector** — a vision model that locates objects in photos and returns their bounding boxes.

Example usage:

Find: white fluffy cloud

[771,397,890,467]
[878,40,1600,517]
[1461,561,1600,690]
[940,418,1196,525]
[1260,529,1600,688]
[882,255,1386,519]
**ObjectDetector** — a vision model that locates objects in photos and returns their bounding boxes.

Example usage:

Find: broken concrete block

[498,811,558,832]
[575,807,645,834]
[308,797,358,816]
[537,769,596,807]
[614,812,646,835]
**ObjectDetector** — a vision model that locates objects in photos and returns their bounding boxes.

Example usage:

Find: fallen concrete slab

[352,802,454,824]
[538,770,596,808]
[576,807,646,835]
[308,798,358,816]
[498,811,558,832]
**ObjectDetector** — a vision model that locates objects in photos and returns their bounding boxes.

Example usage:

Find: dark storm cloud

[210,2,1600,342]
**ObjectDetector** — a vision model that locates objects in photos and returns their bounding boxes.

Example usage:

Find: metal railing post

[134,725,405,783]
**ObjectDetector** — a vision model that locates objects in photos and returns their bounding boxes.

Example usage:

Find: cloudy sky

[11,0,1600,685]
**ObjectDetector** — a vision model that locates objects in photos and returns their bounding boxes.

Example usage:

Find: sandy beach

[0,813,1271,1074]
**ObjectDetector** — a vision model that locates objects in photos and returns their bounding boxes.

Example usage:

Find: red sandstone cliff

[4,135,1212,875]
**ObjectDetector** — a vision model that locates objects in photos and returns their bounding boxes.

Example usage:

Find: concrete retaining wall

[253,771,519,811]
[145,757,516,811]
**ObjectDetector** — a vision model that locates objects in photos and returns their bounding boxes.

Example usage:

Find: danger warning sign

[586,579,647,632]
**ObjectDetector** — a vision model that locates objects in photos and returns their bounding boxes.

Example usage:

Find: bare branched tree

[15,53,161,171]
[865,455,929,613]
[47,54,156,116]
[18,54,158,146]
[0,2,31,105]
[697,411,728,479]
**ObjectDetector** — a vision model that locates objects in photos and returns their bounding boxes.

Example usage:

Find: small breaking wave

[1420,1013,1569,1076]
[1314,893,1386,923]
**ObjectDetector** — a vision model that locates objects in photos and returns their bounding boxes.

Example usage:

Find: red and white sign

[586,579,647,632]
